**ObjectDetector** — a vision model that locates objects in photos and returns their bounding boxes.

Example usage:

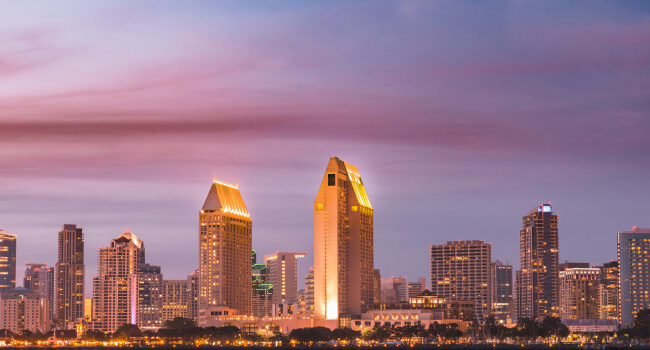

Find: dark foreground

[0,345,643,350]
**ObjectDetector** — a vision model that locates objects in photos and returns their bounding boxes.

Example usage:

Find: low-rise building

[0,287,50,333]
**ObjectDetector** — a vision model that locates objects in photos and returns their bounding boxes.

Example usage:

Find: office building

[24,263,55,322]
[618,227,650,327]
[56,224,85,329]
[491,261,513,323]
[430,240,492,323]
[408,278,427,299]
[559,268,600,319]
[0,230,17,294]
[187,270,199,323]
[305,267,314,315]
[265,252,307,305]
[381,277,407,303]
[162,280,188,323]
[515,204,559,320]
[92,230,144,333]
[314,157,374,323]
[137,263,163,330]
[598,261,619,320]
[199,179,252,319]
[0,287,50,333]
[252,251,273,318]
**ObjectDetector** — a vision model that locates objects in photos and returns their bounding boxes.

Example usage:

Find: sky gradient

[2,1,650,294]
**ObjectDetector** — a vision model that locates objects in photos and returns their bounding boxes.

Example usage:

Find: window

[328,174,335,186]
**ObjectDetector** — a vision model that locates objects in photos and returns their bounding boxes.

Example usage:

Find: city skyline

[2,1,650,297]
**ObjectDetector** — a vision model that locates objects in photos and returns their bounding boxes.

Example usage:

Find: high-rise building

[0,230,17,294]
[430,240,492,323]
[92,230,144,333]
[199,179,252,319]
[55,224,85,329]
[137,263,163,330]
[252,250,273,318]
[314,157,374,323]
[305,267,314,315]
[408,278,427,299]
[381,277,407,303]
[187,270,199,323]
[491,261,513,323]
[265,252,307,305]
[162,280,188,323]
[618,227,650,327]
[515,204,559,320]
[559,268,600,319]
[0,287,50,333]
[24,263,55,322]
[598,261,619,320]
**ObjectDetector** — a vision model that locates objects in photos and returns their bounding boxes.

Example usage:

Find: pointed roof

[114,229,144,249]
[202,179,250,218]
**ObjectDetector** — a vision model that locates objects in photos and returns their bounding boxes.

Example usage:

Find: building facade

[491,261,513,323]
[314,157,374,323]
[187,270,199,323]
[0,287,50,333]
[598,261,619,320]
[265,252,307,305]
[559,268,600,319]
[199,179,252,319]
[430,240,492,323]
[305,267,314,315]
[516,204,559,320]
[137,263,163,330]
[252,251,273,318]
[92,230,144,333]
[162,280,189,323]
[55,224,85,329]
[24,263,55,322]
[618,227,650,327]
[381,277,407,303]
[0,230,17,294]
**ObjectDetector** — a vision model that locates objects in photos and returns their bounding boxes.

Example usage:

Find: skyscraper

[430,240,492,323]
[314,157,374,323]
[491,261,513,323]
[252,250,273,318]
[515,204,559,320]
[199,179,252,317]
[55,224,85,329]
[618,227,650,327]
[598,261,619,320]
[0,230,17,294]
[137,263,163,330]
[559,268,600,319]
[265,252,307,305]
[92,230,144,333]
[24,263,55,322]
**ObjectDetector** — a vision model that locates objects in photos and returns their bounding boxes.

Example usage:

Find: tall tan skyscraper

[515,204,559,320]
[56,224,85,329]
[314,157,374,323]
[92,230,144,332]
[199,179,252,317]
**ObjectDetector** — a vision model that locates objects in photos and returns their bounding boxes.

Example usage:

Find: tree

[289,327,332,345]
[332,327,359,342]
[633,308,650,342]
[112,324,142,341]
